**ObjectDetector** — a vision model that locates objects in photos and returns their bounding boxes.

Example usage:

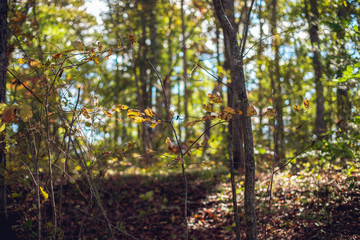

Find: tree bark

[222,0,245,170]
[213,0,257,239]
[0,0,8,228]
[181,0,189,140]
[336,2,351,128]
[305,0,326,137]
[270,0,285,161]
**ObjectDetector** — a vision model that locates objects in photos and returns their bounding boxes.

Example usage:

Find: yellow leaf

[134,116,145,123]
[236,110,243,115]
[114,104,128,112]
[18,58,27,64]
[185,121,196,127]
[293,104,300,111]
[304,98,309,109]
[51,53,63,59]
[247,105,257,116]
[19,104,33,121]
[30,60,43,68]
[208,93,222,103]
[81,107,91,119]
[150,120,161,128]
[202,103,214,112]
[39,186,48,200]
[223,107,236,115]
[145,108,157,117]
[264,108,275,118]
[0,103,7,114]
[0,122,5,133]
[146,148,156,154]
[103,110,112,117]
[127,109,141,119]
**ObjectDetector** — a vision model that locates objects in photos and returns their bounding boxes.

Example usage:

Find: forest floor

[8,166,360,239]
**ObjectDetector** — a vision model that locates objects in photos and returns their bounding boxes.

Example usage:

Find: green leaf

[0,103,6,114]
[354,25,359,32]
[19,104,33,122]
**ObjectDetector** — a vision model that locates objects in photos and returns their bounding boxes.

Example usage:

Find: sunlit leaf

[18,58,27,64]
[236,110,243,115]
[264,108,275,118]
[202,103,214,112]
[0,103,6,114]
[208,93,222,103]
[304,98,309,109]
[19,104,33,122]
[150,120,161,128]
[134,117,145,123]
[114,104,128,112]
[0,122,5,133]
[293,104,300,111]
[145,108,157,117]
[30,60,43,68]
[81,107,91,119]
[247,105,257,116]
[127,109,141,119]
[51,53,63,59]
[223,107,236,115]
[103,110,112,117]
[39,186,48,200]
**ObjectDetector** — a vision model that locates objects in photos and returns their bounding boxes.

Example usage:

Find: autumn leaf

[114,104,128,112]
[202,103,214,112]
[97,41,103,51]
[145,108,157,117]
[208,93,222,103]
[247,105,257,116]
[236,110,243,115]
[165,137,173,149]
[146,148,156,155]
[134,117,145,123]
[264,108,275,118]
[103,110,112,117]
[304,98,309,109]
[51,53,63,59]
[19,104,33,121]
[0,122,5,133]
[30,60,43,68]
[150,120,161,128]
[127,109,141,119]
[104,49,112,60]
[18,58,27,64]
[293,104,300,111]
[81,107,91,119]
[129,34,136,44]
[223,107,236,115]
[71,40,85,50]
[2,105,18,123]
[39,186,48,200]
[0,103,6,114]
[169,111,175,119]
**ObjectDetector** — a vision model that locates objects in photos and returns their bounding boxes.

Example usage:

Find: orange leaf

[202,103,214,112]
[208,93,222,103]
[293,104,300,111]
[103,110,112,117]
[304,98,309,109]
[1,105,18,123]
[145,108,157,117]
[129,34,136,44]
[247,105,257,116]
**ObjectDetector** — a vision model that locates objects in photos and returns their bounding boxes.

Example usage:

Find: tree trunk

[305,0,326,137]
[336,3,351,128]
[0,0,8,228]
[222,0,245,170]
[181,0,189,140]
[213,0,257,239]
[270,0,284,161]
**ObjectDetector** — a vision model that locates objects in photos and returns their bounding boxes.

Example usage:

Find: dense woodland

[0,0,359,239]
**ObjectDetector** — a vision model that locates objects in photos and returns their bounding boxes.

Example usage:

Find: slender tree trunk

[181,0,189,140]
[222,0,245,170]
[213,0,257,239]
[305,0,326,137]
[336,3,351,128]
[0,0,8,230]
[270,0,284,161]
